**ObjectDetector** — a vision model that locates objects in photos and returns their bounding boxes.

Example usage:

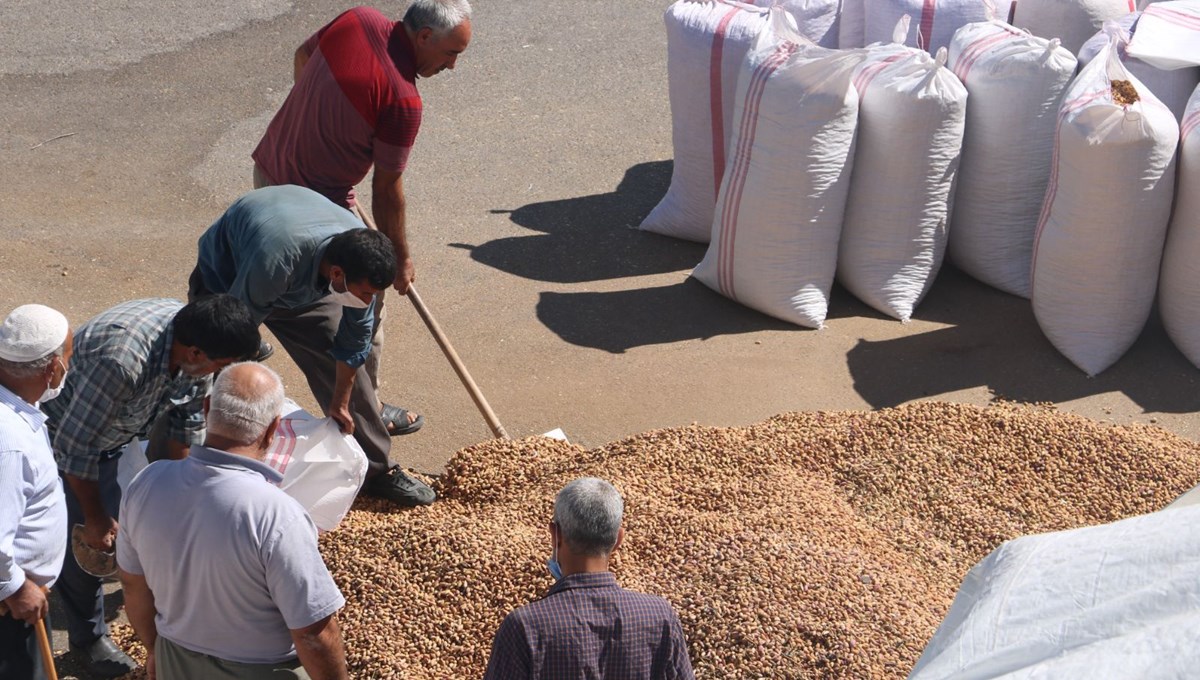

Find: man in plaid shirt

[41,296,259,677]
[483,478,695,680]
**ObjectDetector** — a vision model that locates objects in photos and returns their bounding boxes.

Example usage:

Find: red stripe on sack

[919,0,937,51]
[710,5,745,199]
[1128,0,1136,12]
[718,46,778,296]
[953,30,1013,83]
[1030,88,1109,287]
[276,419,298,476]
[1183,109,1200,141]
[853,53,906,102]
[1145,6,1200,30]
[719,43,795,298]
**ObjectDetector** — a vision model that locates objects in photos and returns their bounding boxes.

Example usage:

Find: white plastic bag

[946,20,1077,298]
[838,18,967,321]
[116,400,368,531]
[842,0,996,52]
[1079,11,1200,120]
[769,0,841,46]
[910,506,1200,679]
[1010,0,1133,53]
[693,9,863,328]
[640,0,772,243]
[1031,26,1179,376]
[1159,86,1200,368]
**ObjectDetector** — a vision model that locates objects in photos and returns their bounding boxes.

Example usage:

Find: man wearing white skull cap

[0,304,73,680]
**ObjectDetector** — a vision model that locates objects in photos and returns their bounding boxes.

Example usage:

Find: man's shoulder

[78,299,178,352]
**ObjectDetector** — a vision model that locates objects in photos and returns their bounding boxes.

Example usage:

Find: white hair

[553,477,624,556]
[0,342,66,379]
[206,362,285,445]
[403,0,472,36]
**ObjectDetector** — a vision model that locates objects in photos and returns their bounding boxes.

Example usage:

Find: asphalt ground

[3,1,1198,676]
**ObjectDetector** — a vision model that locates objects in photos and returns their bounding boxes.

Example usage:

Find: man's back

[484,572,694,680]
[117,445,344,664]
[252,6,422,205]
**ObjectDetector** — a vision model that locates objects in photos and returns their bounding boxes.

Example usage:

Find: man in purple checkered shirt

[483,478,695,680]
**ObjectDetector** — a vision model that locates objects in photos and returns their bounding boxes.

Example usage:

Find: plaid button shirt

[41,299,210,481]
[484,572,695,680]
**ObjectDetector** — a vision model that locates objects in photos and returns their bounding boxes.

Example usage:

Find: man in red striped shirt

[252,1,472,439]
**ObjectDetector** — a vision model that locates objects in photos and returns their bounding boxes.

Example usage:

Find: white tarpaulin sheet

[909,505,1200,679]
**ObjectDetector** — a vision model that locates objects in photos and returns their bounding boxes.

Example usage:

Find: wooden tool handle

[407,285,509,439]
[35,615,58,680]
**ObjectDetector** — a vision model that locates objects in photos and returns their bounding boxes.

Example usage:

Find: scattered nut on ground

[113,401,1200,678]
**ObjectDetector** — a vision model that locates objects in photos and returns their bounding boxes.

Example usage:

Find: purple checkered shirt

[483,571,694,680]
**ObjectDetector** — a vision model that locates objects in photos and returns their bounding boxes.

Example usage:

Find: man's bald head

[206,362,285,446]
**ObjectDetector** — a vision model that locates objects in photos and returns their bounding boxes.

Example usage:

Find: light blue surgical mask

[546,555,563,581]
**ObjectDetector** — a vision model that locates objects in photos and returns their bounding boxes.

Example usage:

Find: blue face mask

[547,525,563,580]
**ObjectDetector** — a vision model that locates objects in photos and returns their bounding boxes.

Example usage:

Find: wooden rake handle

[351,202,509,439]
[0,587,58,679]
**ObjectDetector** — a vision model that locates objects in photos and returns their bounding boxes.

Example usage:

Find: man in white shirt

[0,304,73,680]
[117,361,348,679]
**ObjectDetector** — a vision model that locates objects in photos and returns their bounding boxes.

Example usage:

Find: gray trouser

[57,420,174,645]
[263,298,392,478]
[157,636,310,680]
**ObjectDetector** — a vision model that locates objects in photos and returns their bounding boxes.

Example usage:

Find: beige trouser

[156,636,310,680]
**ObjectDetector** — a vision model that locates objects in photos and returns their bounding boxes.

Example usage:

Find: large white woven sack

[1031,27,1179,376]
[1011,0,1133,52]
[840,0,996,52]
[1127,0,1200,69]
[640,0,772,243]
[692,10,863,328]
[838,20,967,321]
[910,506,1200,679]
[946,21,1076,298]
[768,0,841,46]
[1159,87,1200,368]
[1079,11,1200,120]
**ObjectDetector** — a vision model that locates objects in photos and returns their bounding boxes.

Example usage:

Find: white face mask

[327,280,372,309]
[39,359,67,403]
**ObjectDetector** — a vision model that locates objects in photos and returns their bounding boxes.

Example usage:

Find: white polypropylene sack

[1127,0,1200,69]
[946,21,1077,298]
[692,10,863,328]
[1010,0,1133,53]
[838,23,967,321]
[840,0,996,52]
[1159,87,1200,368]
[640,0,772,243]
[117,399,368,531]
[769,0,841,46]
[1079,11,1200,119]
[1031,28,1179,376]
[909,506,1200,679]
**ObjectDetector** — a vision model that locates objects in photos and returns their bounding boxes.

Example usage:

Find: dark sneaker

[70,635,137,678]
[363,466,436,506]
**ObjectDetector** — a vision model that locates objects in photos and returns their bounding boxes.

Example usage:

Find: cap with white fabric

[0,304,69,362]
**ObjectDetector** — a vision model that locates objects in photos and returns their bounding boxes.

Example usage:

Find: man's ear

[417,26,434,45]
[612,527,625,554]
[262,415,281,450]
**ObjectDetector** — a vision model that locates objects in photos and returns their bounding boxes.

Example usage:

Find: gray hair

[0,342,66,379]
[553,477,624,556]
[206,362,285,445]
[403,0,472,36]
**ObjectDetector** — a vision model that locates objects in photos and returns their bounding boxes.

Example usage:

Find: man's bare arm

[291,614,349,680]
[119,568,159,678]
[371,168,414,293]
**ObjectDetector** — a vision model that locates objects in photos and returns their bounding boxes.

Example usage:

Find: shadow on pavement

[454,161,707,283]
[847,266,1200,414]
[537,278,796,353]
